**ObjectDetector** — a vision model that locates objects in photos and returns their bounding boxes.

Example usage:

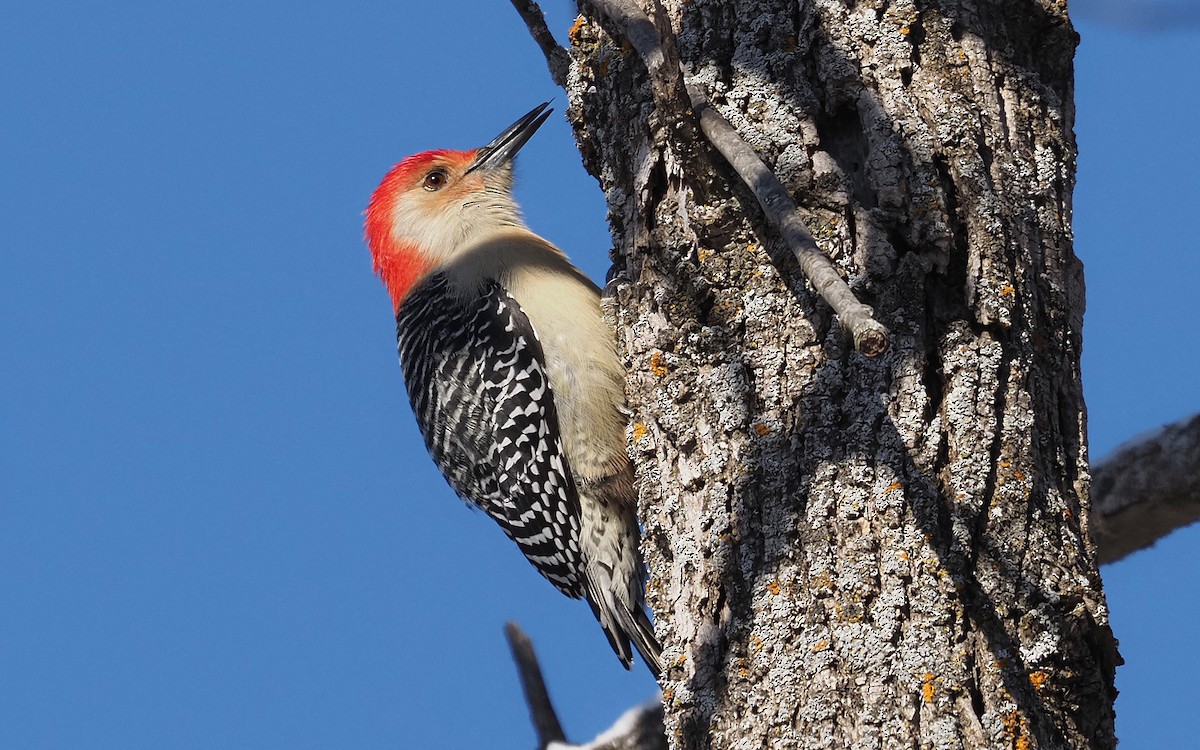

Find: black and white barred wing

[395,274,584,597]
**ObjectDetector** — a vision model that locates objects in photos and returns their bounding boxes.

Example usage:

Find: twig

[687,87,889,356]
[589,0,694,131]
[1092,413,1200,564]
[504,622,567,749]
[509,0,572,89]
[587,0,890,356]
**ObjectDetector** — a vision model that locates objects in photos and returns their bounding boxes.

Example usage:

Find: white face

[389,156,524,268]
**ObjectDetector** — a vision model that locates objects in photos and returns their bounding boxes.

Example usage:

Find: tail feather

[585,575,663,678]
[625,601,663,678]
[576,478,661,677]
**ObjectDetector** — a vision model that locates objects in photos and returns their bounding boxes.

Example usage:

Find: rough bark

[554,0,1117,748]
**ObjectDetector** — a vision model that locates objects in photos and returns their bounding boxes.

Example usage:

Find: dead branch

[505,623,665,750]
[509,0,572,89]
[1092,413,1200,564]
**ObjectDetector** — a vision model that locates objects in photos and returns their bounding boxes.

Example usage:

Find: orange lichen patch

[662,687,675,703]
[921,672,936,703]
[900,25,911,35]
[753,423,771,437]
[1002,710,1032,750]
[1000,284,1016,298]
[885,481,903,493]
[568,15,586,44]
[1014,470,1025,481]
[1029,670,1049,691]
[675,653,687,666]
[767,579,781,595]
[712,299,739,318]
[649,351,669,377]
[746,243,759,254]
[1002,711,1018,737]
[632,422,649,443]
[812,638,830,652]
[751,635,764,653]
[1000,460,1011,469]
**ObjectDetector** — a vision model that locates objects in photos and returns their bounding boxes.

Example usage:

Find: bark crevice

[517,1,1118,747]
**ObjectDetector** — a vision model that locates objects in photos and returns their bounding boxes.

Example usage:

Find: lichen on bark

[560,1,1118,747]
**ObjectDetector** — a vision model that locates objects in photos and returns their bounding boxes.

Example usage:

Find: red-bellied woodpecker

[364,103,661,676]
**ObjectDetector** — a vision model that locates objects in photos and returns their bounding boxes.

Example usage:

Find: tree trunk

[561,0,1119,748]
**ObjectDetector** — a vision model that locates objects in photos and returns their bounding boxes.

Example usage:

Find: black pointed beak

[464,102,553,175]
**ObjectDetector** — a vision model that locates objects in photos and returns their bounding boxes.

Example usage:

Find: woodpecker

[364,103,662,676]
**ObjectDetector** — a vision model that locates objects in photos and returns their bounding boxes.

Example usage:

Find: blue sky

[1,2,1196,747]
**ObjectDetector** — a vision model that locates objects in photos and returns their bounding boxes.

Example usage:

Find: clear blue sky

[1,2,1196,747]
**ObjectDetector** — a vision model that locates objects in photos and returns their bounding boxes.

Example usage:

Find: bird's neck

[371,199,531,311]
[372,239,433,313]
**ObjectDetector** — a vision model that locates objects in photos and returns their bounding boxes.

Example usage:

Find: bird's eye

[423,168,449,191]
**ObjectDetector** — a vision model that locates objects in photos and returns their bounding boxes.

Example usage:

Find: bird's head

[365,102,553,310]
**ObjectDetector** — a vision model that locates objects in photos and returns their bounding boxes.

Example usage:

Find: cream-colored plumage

[365,104,661,675]
[444,229,629,481]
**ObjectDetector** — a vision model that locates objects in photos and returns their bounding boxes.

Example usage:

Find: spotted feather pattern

[395,273,584,597]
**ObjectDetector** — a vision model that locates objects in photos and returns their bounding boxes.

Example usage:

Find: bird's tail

[585,574,663,678]
[625,598,664,678]
[577,475,663,678]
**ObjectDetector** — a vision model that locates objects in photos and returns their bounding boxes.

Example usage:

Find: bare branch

[687,88,889,356]
[586,0,888,355]
[510,0,572,89]
[505,623,666,750]
[505,622,567,749]
[588,0,694,132]
[1092,413,1200,564]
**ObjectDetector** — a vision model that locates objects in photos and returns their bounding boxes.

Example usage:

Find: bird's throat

[373,243,432,312]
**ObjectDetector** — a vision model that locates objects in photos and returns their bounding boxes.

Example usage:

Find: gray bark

[1092,413,1200,564]
[542,0,1118,747]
